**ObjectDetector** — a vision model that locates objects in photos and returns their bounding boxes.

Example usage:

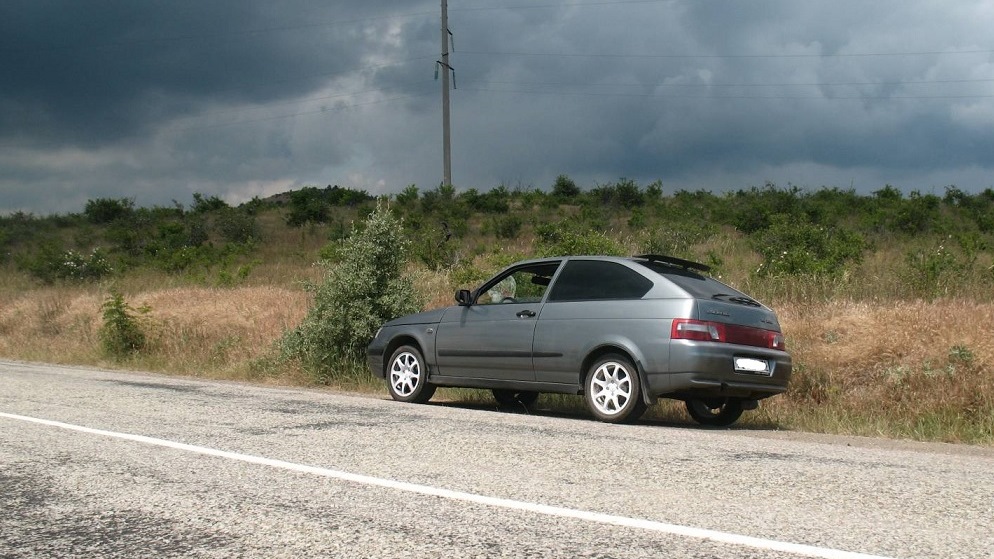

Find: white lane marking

[1,411,894,559]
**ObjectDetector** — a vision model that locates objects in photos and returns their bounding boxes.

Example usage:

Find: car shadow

[428,398,786,432]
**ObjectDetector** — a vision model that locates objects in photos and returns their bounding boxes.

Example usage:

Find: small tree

[281,204,424,378]
[552,174,580,198]
[99,293,149,358]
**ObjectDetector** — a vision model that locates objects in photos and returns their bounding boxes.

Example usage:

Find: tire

[492,389,539,407]
[584,354,647,423]
[387,345,436,404]
[685,397,745,427]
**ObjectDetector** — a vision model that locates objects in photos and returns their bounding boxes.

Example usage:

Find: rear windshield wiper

[711,293,761,307]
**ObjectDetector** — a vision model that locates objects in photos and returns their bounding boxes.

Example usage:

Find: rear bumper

[646,340,792,400]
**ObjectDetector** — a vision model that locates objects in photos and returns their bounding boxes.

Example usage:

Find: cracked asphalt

[2,360,993,558]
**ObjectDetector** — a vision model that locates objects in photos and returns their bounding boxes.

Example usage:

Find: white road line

[1,411,895,559]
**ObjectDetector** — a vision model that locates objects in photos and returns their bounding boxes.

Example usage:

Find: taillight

[671,319,785,350]
[671,319,725,342]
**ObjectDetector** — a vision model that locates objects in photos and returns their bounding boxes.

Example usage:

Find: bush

[490,215,523,239]
[552,174,580,198]
[84,198,134,224]
[753,213,865,277]
[215,208,259,244]
[903,239,973,300]
[18,244,113,283]
[100,293,149,358]
[535,223,624,256]
[281,204,424,379]
[191,193,229,213]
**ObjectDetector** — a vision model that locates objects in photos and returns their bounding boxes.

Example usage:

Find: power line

[451,0,671,11]
[460,86,994,100]
[472,77,994,89]
[0,11,436,53]
[459,48,994,60]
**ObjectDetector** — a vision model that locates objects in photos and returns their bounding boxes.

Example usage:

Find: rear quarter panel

[533,299,693,387]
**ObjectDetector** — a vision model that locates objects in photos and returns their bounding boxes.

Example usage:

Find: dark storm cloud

[0,0,425,146]
[1,0,992,214]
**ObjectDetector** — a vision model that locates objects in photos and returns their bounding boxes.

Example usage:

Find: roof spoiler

[633,254,712,273]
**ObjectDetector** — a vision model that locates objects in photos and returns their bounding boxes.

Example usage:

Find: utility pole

[440,0,453,187]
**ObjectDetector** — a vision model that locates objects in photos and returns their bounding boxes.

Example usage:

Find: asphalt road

[2,360,992,559]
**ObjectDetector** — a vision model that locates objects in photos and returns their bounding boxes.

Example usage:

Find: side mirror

[455,289,473,306]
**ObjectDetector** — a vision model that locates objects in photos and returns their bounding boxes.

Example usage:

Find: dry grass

[0,284,312,382]
[759,299,994,443]
[2,236,992,444]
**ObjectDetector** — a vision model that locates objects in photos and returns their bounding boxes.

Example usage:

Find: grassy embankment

[1,185,992,444]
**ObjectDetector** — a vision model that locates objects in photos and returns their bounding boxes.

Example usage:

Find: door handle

[516,310,536,318]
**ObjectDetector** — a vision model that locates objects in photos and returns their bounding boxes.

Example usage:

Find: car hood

[382,307,449,327]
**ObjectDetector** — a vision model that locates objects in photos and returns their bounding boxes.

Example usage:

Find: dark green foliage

[84,198,134,224]
[535,223,624,257]
[99,293,149,358]
[461,186,510,213]
[753,213,865,277]
[192,193,229,213]
[17,243,113,283]
[281,204,424,379]
[286,185,373,226]
[490,215,523,239]
[552,174,580,198]
[589,178,644,209]
[420,184,457,214]
[728,184,802,234]
[214,208,259,244]
[894,191,942,234]
[396,185,419,205]
[286,187,331,226]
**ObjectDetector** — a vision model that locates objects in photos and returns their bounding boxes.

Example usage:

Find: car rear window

[548,260,654,301]
[636,261,750,299]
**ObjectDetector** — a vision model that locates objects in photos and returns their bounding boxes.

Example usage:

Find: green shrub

[753,213,865,277]
[18,244,113,283]
[214,208,259,244]
[552,174,580,198]
[100,293,149,358]
[84,198,134,224]
[903,239,973,300]
[281,204,424,380]
[490,215,523,239]
[535,223,624,256]
[191,193,229,213]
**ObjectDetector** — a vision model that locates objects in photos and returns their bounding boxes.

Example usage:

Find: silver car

[366,254,791,426]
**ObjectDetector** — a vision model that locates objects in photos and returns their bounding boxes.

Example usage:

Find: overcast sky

[2,0,993,215]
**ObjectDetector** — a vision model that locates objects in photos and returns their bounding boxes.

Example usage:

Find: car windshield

[636,261,752,300]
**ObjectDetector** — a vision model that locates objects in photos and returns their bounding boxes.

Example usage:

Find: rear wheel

[584,354,646,423]
[685,397,744,426]
[387,345,436,404]
[492,389,539,407]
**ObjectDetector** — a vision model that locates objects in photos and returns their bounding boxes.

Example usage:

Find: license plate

[734,357,772,376]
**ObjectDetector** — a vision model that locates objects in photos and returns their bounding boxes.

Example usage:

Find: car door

[435,260,562,381]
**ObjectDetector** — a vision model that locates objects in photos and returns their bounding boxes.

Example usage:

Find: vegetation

[280,204,424,381]
[99,292,149,359]
[1,180,993,444]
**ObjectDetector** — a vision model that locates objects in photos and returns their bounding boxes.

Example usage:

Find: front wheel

[584,354,646,423]
[685,398,744,426]
[387,345,436,404]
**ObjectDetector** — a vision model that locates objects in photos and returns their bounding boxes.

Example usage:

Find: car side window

[476,262,560,305]
[548,260,653,301]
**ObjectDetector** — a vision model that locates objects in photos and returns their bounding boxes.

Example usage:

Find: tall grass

[2,195,993,444]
